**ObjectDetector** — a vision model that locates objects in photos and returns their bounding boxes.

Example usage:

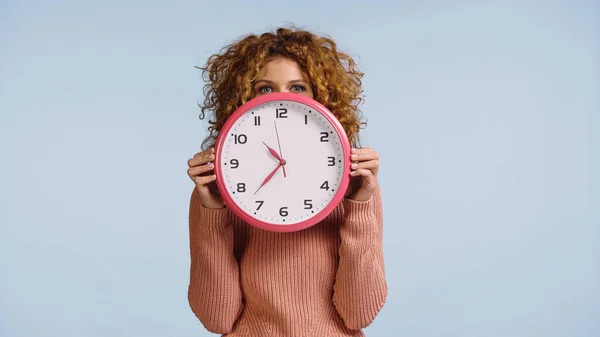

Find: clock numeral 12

[275,108,287,118]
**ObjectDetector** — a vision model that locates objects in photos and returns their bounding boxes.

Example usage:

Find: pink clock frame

[214,92,352,232]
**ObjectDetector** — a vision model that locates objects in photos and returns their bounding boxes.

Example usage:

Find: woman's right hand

[187,147,225,209]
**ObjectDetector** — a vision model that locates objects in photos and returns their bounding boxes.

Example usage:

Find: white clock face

[217,98,349,228]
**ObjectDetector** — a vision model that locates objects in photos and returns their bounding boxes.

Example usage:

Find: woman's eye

[291,85,305,92]
[258,86,272,94]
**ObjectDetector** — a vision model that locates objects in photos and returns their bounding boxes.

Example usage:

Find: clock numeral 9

[237,183,246,193]
[233,134,247,144]
[275,108,287,118]
[320,132,329,142]
[327,156,335,166]
[304,199,313,209]
[230,158,239,168]
[279,206,288,217]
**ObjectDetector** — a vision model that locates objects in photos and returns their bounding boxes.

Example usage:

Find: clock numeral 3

[304,199,313,209]
[234,134,247,144]
[255,200,264,210]
[237,183,246,193]
[230,158,239,168]
[320,132,329,142]
[275,108,287,118]
[320,181,330,190]
[327,156,335,166]
[279,206,288,217]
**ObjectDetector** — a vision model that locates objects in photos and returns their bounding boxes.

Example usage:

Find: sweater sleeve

[332,184,388,330]
[187,188,244,334]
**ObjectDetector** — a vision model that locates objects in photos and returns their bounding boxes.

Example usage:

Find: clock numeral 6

[237,183,246,193]
[320,132,329,142]
[327,156,335,166]
[279,206,288,217]
[275,108,287,118]
[233,134,247,144]
[304,199,313,209]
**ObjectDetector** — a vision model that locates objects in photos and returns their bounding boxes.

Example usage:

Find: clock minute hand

[254,163,281,195]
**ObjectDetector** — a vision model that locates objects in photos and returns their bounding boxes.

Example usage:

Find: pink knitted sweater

[187,184,387,336]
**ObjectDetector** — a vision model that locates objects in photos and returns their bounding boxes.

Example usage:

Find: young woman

[186,27,387,337]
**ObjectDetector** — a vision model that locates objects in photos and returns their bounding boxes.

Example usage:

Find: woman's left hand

[345,147,380,202]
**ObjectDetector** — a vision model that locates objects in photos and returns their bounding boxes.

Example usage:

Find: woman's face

[253,56,314,99]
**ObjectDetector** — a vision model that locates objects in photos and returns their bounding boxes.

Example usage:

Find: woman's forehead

[257,57,309,80]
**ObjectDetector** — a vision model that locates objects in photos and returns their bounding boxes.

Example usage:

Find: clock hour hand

[262,141,282,161]
[254,163,281,195]
[262,141,287,174]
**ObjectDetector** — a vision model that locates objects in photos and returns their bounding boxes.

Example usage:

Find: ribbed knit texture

[187,185,387,337]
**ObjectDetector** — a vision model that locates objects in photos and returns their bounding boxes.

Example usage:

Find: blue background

[1,0,598,336]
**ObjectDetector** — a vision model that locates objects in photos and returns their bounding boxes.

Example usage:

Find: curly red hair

[196,27,367,150]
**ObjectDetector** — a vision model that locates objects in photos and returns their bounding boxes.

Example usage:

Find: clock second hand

[254,163,282,195]
[274,120,287,178]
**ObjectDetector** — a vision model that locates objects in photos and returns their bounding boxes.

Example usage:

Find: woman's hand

[345,147,380,202]
[187,147,225,209]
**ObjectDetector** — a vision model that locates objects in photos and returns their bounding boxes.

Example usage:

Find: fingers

[192,174,217,186]
[349,168,378,194]
[350,147,378,163]
[186,147,225,208]
[187,162,215,177]
[187,147,217,185]
[350,147,379,176]
[345,147,380,201]
[350,168,375,179]
[351,159,378,171]
[187,147,215,168]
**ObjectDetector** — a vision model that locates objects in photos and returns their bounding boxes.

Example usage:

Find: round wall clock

[214,92,351,232]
